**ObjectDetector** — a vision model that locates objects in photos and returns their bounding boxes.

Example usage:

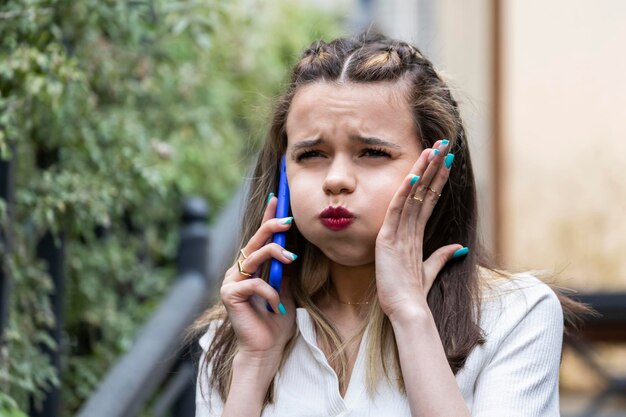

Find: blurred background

[1,0,624,416]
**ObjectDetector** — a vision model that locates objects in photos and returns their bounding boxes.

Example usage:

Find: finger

[417,152,454,225]
[238,215,293,265]
[401,142,449,240]
[262,192,294,249]
[261,192,277,224]
[224,219,293,286]
[378,148,431,241]
[244,193,281,254]
[248,274,296,316]
[238,193,281,261]
[416,141,448,195]
[235,243,298,282]
[395,140,448,241]
[423,244,467,290]
[431,138,449,150]
[221,277,284,315]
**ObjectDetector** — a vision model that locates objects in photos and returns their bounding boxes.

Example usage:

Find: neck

[316,261,375,322]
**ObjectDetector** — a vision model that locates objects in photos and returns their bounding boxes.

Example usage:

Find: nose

[323,154,356,195]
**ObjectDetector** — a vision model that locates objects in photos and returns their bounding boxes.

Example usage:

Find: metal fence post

[30,232,65,417]
[176,196,210,277]
[172,196,210,417]
[30,147,64,417]
[0,150,14,346]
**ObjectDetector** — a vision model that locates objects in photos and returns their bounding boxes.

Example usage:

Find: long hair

[186,31,593,408]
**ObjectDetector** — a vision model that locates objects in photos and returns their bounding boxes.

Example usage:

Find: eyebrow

[290,135,402,156]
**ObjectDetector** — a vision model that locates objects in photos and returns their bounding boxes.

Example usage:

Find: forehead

[285,81,417,147]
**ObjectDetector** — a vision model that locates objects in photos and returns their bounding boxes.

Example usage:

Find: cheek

[287,178,314,220]
[368,185,397,227]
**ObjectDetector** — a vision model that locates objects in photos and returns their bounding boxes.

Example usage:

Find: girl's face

[285,81,422,266]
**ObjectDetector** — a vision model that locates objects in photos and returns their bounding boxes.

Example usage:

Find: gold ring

[237,259,253,277]
[427,187,442,197]
[412,195,424,202]
[239,248,249,259]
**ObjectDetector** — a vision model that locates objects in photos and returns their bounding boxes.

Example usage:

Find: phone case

[266,154,290,312]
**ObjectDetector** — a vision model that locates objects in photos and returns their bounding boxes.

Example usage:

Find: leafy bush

[0,0,341,415]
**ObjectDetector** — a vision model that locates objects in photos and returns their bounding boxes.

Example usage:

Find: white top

[196,273,564,417]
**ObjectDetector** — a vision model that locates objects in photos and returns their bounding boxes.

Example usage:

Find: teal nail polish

[410,175,420,186]
[280,217,293,224]
[433,149,440,156]
[278,303,287,315]
[452,247,469,259]
[266,192,274,205]
[445,153,455,169]
[282,250,298,261]
[440,139,449,147]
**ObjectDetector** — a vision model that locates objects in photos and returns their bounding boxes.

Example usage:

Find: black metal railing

[75,197,211,417]
[75,180,251,417]
[0,147,14,346]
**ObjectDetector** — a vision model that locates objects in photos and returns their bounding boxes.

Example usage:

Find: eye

[362,147,391,158]
[295,147,391,162]
[295,150,322,161]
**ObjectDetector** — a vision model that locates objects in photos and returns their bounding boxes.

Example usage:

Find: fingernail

[278,303,287,315]
[266,192,274,206]
[410,175,420,186]
[282,250,298,261]
[428,149,438,162]
[280,217,293,224]
[452,247,469,259]
[445,153,455,169]
[439,139,449,148]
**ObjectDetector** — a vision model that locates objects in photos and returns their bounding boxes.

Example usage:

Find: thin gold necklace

[328,291,371,306]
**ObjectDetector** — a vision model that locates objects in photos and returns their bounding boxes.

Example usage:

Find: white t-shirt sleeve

[471,276,564,417]
[195,320,226,417]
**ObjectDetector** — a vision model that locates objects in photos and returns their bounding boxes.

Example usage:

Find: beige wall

[502,0,626,290]
[436,0,496,252]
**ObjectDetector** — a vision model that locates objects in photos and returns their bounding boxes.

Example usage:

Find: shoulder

[478,267,561,309]
[465,270,564,415]
[477,269,564,339]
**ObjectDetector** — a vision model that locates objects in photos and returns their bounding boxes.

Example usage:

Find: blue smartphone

[266,154,290,313]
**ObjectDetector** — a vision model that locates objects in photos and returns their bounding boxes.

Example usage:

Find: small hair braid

[294,40,342,82]
[306,40,331,61]
[394,42,423,62]
[402,49,468,188]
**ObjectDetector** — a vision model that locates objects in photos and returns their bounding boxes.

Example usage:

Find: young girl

[190,32,589,417]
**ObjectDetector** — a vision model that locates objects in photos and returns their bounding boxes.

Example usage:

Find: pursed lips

[319,207,355,231]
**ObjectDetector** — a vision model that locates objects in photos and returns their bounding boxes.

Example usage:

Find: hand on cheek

[375,138,468,322]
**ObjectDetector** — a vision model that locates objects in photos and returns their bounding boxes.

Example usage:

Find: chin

[299,226,376,260]
[318,242,375,266]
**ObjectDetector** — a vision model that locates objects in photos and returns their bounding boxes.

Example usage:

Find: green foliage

[0,0,341,415]
[0,392,29,417]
